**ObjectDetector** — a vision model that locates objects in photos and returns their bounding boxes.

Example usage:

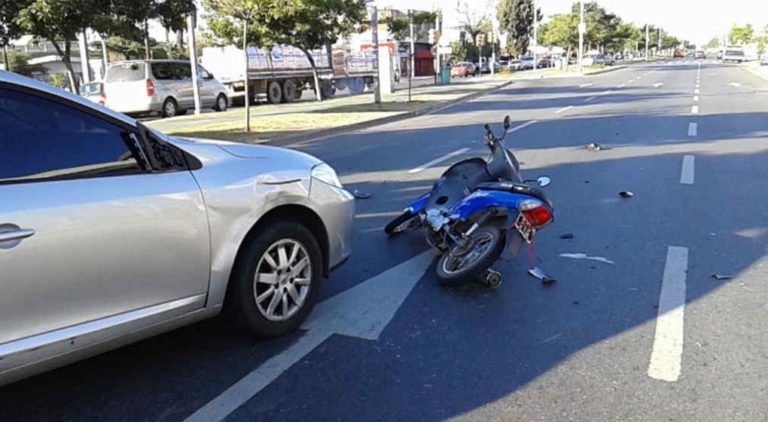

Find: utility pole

[532,0,537,71]
[370,5,381,104]
[657,27,661,56]
[409,9,415,80]
[242,20,251,131]
[188,10,202,115]
[78,29,92,84]
[490,19,496,76]
[578,0,585,72]
[408,9,414,101]
[2,45,9,72]
[645,24,649,61]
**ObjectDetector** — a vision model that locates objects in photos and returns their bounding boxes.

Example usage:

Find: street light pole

[187,10,202,115]
[370,5,381,104]
[645,24,649,61]
[532,0,537,71]
[409,9,415,80]
[578,0,585,72]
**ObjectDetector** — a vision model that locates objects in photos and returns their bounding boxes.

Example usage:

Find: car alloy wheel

[253,239,312,322]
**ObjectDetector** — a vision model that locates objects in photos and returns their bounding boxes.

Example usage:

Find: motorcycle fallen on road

[385,115,555,288]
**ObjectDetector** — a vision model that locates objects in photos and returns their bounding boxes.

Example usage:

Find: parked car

[722,48,745,63]
[450,62,476,77]
[0,70,355,387]
[673,49,685,58]
[582,54,606,66]
[80,81,105,105]
[507,59,522,71]
[104,60,229,118]
[480,61,501,74]
[761,54,768,66]
[520,56,534,70]
[537,57,552,68]
[603,54,615,66]
[694,50,706,59]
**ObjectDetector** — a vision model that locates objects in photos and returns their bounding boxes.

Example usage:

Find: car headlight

[311,163,343,188]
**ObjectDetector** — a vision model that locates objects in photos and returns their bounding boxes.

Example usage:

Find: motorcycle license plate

[513,213,536,244]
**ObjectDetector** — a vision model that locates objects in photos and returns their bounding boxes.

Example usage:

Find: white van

[104,60,229,118]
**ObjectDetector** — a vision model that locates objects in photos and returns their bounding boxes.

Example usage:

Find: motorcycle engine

[425,208,451,232]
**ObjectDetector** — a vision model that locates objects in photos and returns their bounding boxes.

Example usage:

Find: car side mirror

[503,115,511,130]
[206,73,214,80]
[536,176,551,187]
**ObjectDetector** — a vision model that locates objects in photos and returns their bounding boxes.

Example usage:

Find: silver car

[104,60,229,117]
[0,70,354,386]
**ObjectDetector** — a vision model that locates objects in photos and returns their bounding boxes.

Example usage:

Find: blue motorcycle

[385,116,554,287]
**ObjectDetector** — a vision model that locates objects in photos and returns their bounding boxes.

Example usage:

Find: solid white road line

[691,105,699,114]
[555,105,574,114]
[601,90,613,95]
[648,246,689,382]
[408,148,471,174]
[687,122,698,137]
[584,96,596,102]
[628,78,635,83]
[617,83,626,88]
[680,155,695,184]
[693,95,699,102]
[508,120,537,133]
[579,83,594,87]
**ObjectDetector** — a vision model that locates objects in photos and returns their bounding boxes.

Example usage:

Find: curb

[585,65,627,76]
[267,80,515,147]
[741,64,768,83]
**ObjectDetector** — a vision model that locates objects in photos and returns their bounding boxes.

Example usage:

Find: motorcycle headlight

[311,163,343,188]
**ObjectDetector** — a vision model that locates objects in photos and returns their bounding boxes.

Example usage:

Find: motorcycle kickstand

[480,268,503,288]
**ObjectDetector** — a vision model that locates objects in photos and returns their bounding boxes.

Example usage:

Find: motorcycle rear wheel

[435,225,505,287]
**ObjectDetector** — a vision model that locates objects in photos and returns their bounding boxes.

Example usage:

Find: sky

[374,0,768,45]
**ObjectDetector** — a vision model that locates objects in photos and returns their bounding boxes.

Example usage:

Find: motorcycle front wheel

[435,225,505,287]
[384,211,419,236]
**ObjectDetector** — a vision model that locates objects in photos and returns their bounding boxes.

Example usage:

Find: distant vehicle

[80,81,105,105]
[507,59,522,71]
[694,50,706,59]
[761,54,768,66]
[0,70,354,387]
[673,50,685,58]
[520,56,534,70]
[451,62,476,77]
[480,61,501,73]
[104,60,229,118]
[582,54,606,66]
[613,52,623,61]
[537,57,552,68]
[603,54,615,66]
[722,47,745,63]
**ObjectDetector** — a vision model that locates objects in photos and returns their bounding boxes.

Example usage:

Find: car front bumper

[308,181,355,273]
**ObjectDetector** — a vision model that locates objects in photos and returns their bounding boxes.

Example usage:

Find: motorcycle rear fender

[406,193,430,214]
[450,190,533,220]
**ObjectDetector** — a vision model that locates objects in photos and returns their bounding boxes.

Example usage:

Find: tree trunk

[299,47,322,102]
[2,44,9,71]
[176,29,184,50]
[50,39,79,95]
[144,20,151,60]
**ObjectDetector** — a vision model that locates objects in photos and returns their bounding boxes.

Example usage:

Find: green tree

[538,13,577,51]
[384,11,437,42]
[15,0,113,94]
[729,24,754,45]
[1,0,27,70]
[704,37,720,49]
[497,0,535,57]
[6,50,43,76]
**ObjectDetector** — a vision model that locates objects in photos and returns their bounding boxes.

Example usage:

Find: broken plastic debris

[559,233,575,240]
[619,191,634,198]
[560,253,615,264]
[586,142,602,151]
[352,189,371,199]
[528,266,556,284]
[711,274,733,280]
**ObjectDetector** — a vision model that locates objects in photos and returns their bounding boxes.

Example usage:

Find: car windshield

[105,63,145,82]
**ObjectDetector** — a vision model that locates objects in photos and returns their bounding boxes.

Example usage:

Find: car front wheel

[226,221,323,337]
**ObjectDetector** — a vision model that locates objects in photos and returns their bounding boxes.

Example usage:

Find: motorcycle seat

[473,181,553,208]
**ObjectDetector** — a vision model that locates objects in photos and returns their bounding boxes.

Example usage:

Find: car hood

[170,136,322,168]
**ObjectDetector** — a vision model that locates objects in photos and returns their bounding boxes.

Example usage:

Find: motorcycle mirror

[503,115,511,130]
[536,176,552,188]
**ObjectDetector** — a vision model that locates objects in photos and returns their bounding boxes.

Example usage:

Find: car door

[172,62,195,109]
[0,84,210,349]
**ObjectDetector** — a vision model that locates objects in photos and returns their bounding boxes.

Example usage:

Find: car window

[0,87,145,184]
[152,62,175,80]
[106,63,146,82]
[174,63,192,80]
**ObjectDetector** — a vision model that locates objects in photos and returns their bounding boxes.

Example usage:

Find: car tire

[282,80,297,103]
[267,81,283,104]
[226,221,323,338]
[161,98,179,118]
[214,94,228,111]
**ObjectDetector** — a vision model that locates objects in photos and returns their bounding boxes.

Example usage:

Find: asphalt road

[3,58,768,421]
